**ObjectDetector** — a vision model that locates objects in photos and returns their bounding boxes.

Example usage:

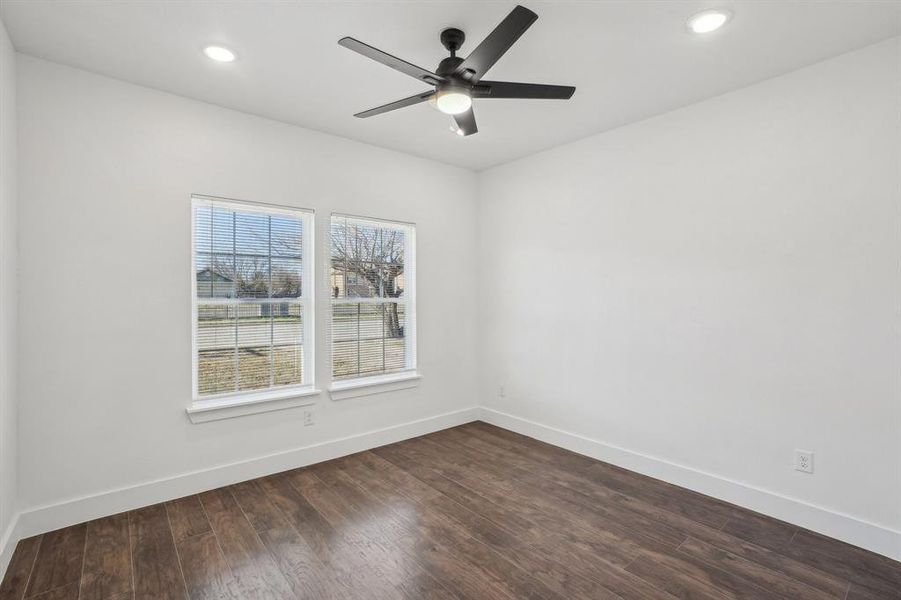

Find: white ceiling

[2,1,900,170]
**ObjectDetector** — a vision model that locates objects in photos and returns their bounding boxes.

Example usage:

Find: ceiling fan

[338,5,575,137]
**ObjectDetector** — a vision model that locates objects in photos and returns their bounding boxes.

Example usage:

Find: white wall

[478,38,900,552]
[0,15,18,550]
[16,56,478,514]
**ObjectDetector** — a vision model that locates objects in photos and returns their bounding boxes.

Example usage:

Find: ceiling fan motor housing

[436,55,465,79]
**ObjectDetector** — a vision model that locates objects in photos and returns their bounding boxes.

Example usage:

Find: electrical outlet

[498,384,506,397]
[794,449,813,474]
[303,409,315,427]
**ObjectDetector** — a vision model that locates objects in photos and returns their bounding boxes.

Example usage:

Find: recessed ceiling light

[687,9,731,34]
[203,45,237,62]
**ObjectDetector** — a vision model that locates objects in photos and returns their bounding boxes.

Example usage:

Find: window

[192,196,314,404]
[330,215,416,382]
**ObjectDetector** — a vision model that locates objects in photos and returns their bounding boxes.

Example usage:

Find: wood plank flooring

[2,422,899,599]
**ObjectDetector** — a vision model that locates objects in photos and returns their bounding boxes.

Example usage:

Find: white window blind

[192,196,314,400]
[330,214,416,381]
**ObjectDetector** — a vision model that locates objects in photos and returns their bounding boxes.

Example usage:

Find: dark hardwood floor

[1,422,899,599]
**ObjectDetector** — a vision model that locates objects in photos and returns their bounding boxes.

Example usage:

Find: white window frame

[328,213,418,399]
[188,195,319,423]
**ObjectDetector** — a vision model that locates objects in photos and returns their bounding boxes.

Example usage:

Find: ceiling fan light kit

[338,5,576,136]
[432,86,472,115]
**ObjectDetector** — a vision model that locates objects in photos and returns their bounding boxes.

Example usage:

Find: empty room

[0,1,898,598]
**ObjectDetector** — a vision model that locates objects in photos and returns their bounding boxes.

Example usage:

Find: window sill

[328,372,421,401]
[186,387,320,423]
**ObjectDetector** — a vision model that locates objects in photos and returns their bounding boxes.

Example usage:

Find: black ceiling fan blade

[339,37,444,85]
[453,5,538,82]
[453,109,478,136]
[473,81,576,100]
[354,91,435,118]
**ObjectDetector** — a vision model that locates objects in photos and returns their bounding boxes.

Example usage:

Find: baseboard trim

[10,407,480,550]
[479,407,901,561]
[0,513,24,582]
